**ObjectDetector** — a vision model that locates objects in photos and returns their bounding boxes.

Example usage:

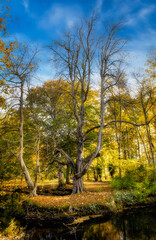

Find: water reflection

[24,208,156,240]
[83,209,156,240]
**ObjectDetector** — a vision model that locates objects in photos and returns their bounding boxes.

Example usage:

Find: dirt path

[84,181,112,193]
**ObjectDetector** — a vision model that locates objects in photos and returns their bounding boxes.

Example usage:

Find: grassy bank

[0,180,156,239]
[18,180,156,226]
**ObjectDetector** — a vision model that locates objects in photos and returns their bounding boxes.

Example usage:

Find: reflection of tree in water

[25,228,53,240]
[82,209,156,240]
[82,222,123,240]
[25,225,84,240]
[112,210,156,240]
[24,209,156,240]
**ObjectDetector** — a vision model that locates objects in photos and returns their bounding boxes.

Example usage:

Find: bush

[113,191,135,207]
[111,165,156,200]
[111,173,136,190]
[2,218,25,240]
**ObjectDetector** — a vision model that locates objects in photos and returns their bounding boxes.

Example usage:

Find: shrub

[111,164,156,206]
[2,218,25,240]
[111,165,155,191]
[113,191,135,207]
[111,173,136,190]
[111,177,123,190]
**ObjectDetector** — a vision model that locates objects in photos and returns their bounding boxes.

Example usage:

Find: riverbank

[15,198,156,228]
[1,180,156,228]
[14,190,156,228]
[0,181,156,239]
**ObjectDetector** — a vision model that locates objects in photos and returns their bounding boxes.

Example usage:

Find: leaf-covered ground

[30,191,112,208]
[0,180,114,210]
[29,181,112,209]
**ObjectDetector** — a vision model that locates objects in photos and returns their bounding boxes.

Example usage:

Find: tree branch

[56,148,75,169]
[84,116,156,137]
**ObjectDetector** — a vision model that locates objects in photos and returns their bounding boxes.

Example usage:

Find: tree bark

[19,80,34,192]
[66,165,70,184]
[141,92,155,164]
[72,176,85,194]
[58,167,64,188]
[93,169,98,181]
[30,133,40,196]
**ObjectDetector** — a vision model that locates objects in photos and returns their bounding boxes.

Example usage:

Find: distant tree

[0,113,20,182]
[0,0,18,110]
[134,55,156,165]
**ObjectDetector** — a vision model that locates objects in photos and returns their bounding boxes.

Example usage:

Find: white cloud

[125,5,155,26]
[22,0,29,13]
[39,4,82,31]
[95,0,103,13]
[125,28,156,83]
[138,5,155,19]
[125,17,136,26]
[22,0,36,18]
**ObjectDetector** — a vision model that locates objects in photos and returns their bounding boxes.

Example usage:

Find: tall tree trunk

[137,138,141,159]
[119,104,122,178]
[72,107,86,193]
[93,169,98,181]
[99,170,102,182]
[58,166,64,188]
[145,124,155,164]
[66,165,70,184]
[72,58,106,193]
[141,93,155,164]
[30,133,40,196]
[114,100,122,178]
[72,161,86,193]
[19,80,34,192]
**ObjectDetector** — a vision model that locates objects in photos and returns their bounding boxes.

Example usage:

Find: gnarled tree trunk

[72,176,85,194]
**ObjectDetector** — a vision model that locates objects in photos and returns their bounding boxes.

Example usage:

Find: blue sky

[6,0,156,84]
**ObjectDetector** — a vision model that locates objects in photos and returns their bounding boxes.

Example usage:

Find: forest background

[0,0,155,199]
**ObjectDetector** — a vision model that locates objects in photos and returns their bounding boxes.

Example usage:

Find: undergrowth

[111,165,156,207]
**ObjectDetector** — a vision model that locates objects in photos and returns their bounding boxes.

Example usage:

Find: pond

[24,208,156,240]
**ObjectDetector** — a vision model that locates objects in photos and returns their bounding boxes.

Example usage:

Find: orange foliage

[30,192,111,208]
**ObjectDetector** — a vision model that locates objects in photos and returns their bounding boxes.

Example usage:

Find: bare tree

[50,17,126,193]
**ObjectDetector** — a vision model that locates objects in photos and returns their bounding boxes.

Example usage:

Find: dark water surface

[25,208,156,240]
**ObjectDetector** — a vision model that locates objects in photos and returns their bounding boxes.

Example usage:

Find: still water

[25,208,156,240]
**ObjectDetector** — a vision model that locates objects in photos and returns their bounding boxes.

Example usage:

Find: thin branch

[84,116,156,136]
